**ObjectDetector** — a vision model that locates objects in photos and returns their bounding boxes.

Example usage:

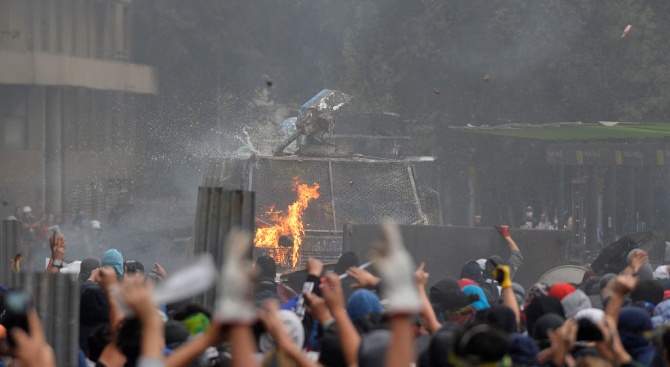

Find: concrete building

[0,0,157,221]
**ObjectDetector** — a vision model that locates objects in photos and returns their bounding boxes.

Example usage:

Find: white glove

[373,221,423,314]
[215,229,256,323]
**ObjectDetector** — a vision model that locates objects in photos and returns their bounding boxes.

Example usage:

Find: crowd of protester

[3,223,670,367]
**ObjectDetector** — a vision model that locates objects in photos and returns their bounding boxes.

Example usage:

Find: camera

[125,260,137,274]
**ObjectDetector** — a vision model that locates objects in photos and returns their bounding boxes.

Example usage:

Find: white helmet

[23,206,31,213]
[89,220,102,229]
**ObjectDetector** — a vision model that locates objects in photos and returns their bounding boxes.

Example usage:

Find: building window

[0,0,9,50]
[40,0,49,52]
[2,116,26,150]
[94,2,106,59]
[54,0,62,53]
[121,5,130,56]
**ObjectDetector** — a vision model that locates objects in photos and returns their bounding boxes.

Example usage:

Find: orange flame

[254,177,320,268]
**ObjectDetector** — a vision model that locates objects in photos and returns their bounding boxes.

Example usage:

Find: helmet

[23,206,31,213]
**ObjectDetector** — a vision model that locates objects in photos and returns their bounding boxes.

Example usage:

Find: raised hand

[547,318,577,367]
[611,274,637,296]
[304,292,332,324]
[630,251,648,273]
[119,275,156,322]
[306,258,324,277]
[49,232,66,261]
[414,262,429,287]
[321,273,346,313]
[372,221,422,314]
[11,310,56,367]
[152,263,167,277]
[495,225,511,239]
[493,265,512,288]
[215,229,256,324]
[96,267,119,291]
[346,266,380,289]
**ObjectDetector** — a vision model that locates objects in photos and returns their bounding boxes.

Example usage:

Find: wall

[343,224,571,288]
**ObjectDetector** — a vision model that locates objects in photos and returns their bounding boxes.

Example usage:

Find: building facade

[0,0,157,221]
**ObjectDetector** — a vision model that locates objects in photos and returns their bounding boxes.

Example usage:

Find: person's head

[474,215,481,225]
[632,279,664,306]
[525,206,534,219]
[653,300,670,327]
[78,258,101,282]
[259,310,305,353]
[101,249,124,278]
[89,220,102,237]
[525,296,565,334]
[548,283,576,301]
[117,317,186,365]
[164,320,190,350]
[525,283,550,303]
[531,313,565,349]
[509,334,540,366]
[540,213,548,222]
[561,289,592,318]
[255,256,277,280]
[655,266,670,280]
[471,304,518,334]
[460,260,483,282]
[427,324,459,367]
[347,289,383,322]
[618,307,653,351]
[21,206,32,220]
[430,277,478,316]
[511,283,525,306]
[581,275,603,296]
[319,324,347,367]
[357,329,392,367]
[453,324,511,365]
[172,303,212,334]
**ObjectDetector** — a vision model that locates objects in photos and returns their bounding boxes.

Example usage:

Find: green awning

[449,122,670,141]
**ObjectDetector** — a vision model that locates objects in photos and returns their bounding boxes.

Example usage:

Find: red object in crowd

[458,278,477,289]
[495,225,511,238]
[664,290,670,300]
[548,283,576,301]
